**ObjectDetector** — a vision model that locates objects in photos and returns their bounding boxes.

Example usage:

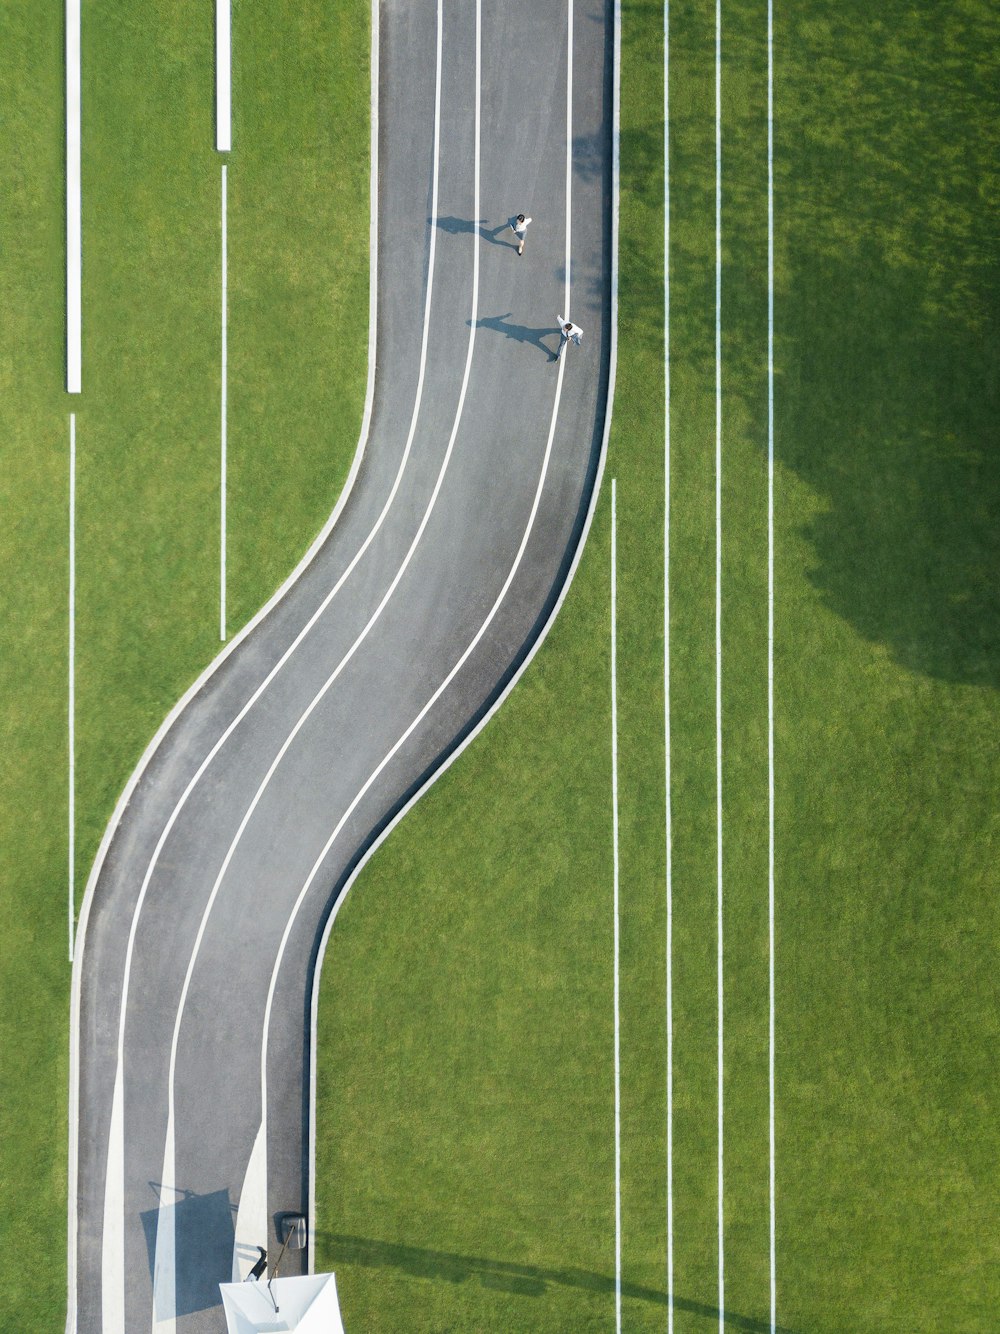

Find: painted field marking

[221,164,228,641]
[663,0,673,1327]
[216,0,231,152]
[69,415,76,963]
[611,477,621,1334]
[767,0,776,1326]
[715,0,724,1326]
[66,0,81,393]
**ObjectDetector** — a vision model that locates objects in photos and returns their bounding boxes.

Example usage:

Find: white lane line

[260,349,571,1254]
[69,414,76,963]
[238,0,483,1265]
[66,0,81,393]
[106,16,436,1332]
[74,0,382,1317]
[767,0,776,1326]
[715,0,724,1327]
[663,0,673,1326]
[611,478,621,1334]
[216,0,231,152]
[307,0,619,1272]
[221,164,228,641]
[149,4,452,1323]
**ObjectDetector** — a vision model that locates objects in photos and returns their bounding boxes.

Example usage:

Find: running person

[509,213,532,255]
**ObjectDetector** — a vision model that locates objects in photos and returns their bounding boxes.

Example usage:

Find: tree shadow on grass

[317,1232,796,1331]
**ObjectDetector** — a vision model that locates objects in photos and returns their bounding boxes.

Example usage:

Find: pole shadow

[316,1232,798,1332]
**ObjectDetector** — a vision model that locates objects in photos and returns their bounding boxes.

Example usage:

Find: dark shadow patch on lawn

[316,1232,796,1331]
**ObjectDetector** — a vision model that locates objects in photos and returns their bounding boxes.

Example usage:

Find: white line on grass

[216,0,231,152]
[69,415,76,963]
[663,0,673,1327]
[715,0,724,1326]
[767,0,776,1327]
[66,0,81,393]
[611,477,621,1334]
[220,164,227,641]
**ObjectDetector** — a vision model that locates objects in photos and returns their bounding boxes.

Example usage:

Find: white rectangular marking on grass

[220,164,228,641]
[69,414,76,962]
[611,477,621,1334]
[663,0,674,1327]
[216,0,232,152]
[66,0,81,393]
[767,0,777,1327]
[715,0,725,1326]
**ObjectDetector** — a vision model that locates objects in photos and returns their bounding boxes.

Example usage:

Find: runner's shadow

[471,312,559,360]
[432,216,519,249]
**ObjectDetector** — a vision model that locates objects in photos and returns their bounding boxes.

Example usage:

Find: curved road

[69,0,614,1329]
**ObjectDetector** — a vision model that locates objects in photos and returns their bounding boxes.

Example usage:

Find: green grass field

[315,2,1000,1331]
[1,1,998,1330]
[0,1,368,1325]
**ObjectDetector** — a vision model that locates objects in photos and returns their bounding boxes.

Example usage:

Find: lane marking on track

[150,0,465,1320]
[663,0,673,1326]
[611,477,621,1334]
[221,163,227,641]
[216,0,231,152]
[69,414,76,963]
[306,0,620,1274]
[244,0,486,1259]
[715,0,724,1326]
[66,0,81,393]
[72,0,382,1319]
[261,0,577,1262]
[768,0,776,1325]
[103,12,436,1333]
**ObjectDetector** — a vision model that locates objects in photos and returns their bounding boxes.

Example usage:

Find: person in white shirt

[556,315,583,360]
[509,213,532,255]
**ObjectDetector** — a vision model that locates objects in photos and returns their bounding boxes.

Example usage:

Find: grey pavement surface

[71,0,613,1329]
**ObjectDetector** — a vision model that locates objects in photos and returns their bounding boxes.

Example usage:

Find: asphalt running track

[69,1,614,1329]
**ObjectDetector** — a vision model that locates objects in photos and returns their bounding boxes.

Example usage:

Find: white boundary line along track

[66,0,382,1318]
[715,0,725,1326]
[306,0,620,1276]
[611,477,622,1334]
[66,0,81,393]
[69,415,77,962]
[767,0,776,1326]
[220,164,228,641]
[663,1,674,1328]
[147,1,455,1322]
[216,0,231,152]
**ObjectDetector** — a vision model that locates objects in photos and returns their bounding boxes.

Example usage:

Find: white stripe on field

[767,0,776,1327]
[611,478,621,1334]
[220,164,227,641]
[66,0,81,393]
[69,414,76,962]
[715,0,724,1327]
[663,0,673,1327]
[216,0,231,152]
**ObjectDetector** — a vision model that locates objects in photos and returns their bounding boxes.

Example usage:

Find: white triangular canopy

[220,1272,345,1333]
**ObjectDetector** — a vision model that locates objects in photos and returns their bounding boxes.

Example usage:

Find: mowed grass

[316,3,999,1332]
[0,2,368,1327]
